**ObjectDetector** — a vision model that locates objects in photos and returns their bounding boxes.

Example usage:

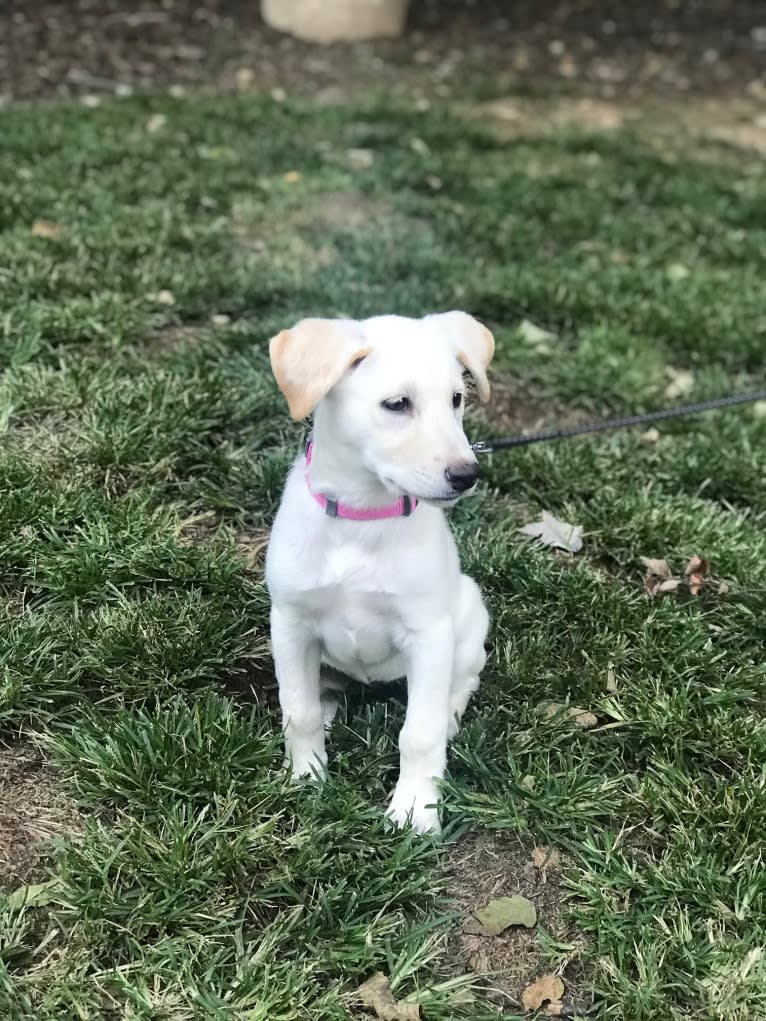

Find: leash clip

[471,439,493,455]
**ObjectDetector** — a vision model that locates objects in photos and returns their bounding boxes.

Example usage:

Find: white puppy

[265,312,494,833]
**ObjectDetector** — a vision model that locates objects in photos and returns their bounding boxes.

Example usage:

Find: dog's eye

[382,397,411,413]
[452,392,463,409]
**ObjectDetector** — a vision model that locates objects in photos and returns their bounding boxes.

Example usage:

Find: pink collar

[304,439,417,521]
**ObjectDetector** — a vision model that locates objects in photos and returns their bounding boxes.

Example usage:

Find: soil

[0,742,82,889]
[2,1,765,105]
[444,830,592,1015]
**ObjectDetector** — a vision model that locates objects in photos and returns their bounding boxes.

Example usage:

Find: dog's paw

[386,782,441,836]
[285,747,327,783]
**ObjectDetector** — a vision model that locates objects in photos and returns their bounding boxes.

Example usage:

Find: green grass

[1,92,765,1020]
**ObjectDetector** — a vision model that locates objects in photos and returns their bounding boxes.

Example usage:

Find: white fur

[265,313,491,834]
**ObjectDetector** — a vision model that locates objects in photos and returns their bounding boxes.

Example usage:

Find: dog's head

[269,312,494,505]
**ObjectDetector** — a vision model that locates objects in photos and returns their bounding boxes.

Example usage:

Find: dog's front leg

[271,604,326,779]
[387,618,453,835]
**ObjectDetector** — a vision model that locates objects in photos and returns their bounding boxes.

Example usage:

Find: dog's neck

[307,406,397,509]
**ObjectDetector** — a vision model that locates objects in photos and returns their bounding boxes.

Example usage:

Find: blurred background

[2,1,765,114]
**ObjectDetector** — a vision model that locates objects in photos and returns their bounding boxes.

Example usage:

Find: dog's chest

[304,545,405,679]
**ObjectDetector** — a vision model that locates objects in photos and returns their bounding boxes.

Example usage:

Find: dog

[265,312,494,834]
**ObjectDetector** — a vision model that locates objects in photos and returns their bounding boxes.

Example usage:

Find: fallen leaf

[520,774,536,792]
[666,262,690,282]
[531,846,561,870]
[425,174,443,190]
[518,318,558,346]
[31,219,62,239]
[639,556,670,579]
[684,555,710,577]
[753,401,766,419]
[522,974,565,1012]
[472,894,537,935]
[347,147,374,170]
[145,113,167,133]
[7,879,61,911]
[210,313,231,327]
[283,170,302,183]
[235,67,255,91]
[520,512,583,553]
[718,581,730,595]
[664,367,695,400]
[606,666,617,693]
[640,427,660,443]
[540,703,598,729]
[149,289,175,306]
[546,1000,565,1016]
[658,578,682,593]
[355,973,420,1021]
[688,573,705,596]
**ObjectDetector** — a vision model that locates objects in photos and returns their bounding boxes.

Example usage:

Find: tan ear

[269,318,370,420]
[429,311,495,403]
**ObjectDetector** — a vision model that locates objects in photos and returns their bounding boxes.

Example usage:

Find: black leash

[471,389,766,455]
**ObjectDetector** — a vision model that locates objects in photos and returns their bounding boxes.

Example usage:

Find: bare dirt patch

[0,743,82,888]
[475,372,589,439]
[444,831,591,1015]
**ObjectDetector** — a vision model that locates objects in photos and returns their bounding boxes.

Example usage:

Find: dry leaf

[639,557,670,579]
[145,113,167,133]
[518,319,558,346]
[666,262,690,282]
[520,512,583,554]
[149,289,175,306]
[540,703,598,729]
[283,170,302,183]
[684,555,710,577]
[521,974,565,1012]
[664,367,695,400]
[546,1000,565,1016]
[718,581,730,595]
[520,774,536,792]
[531,846,561,870]
[31,219,62,239]
[355,973,420,1021]
[348,147,374,170]
[688,573,705,596]
[606,666,617,693]
[658,578,681,593]
[753,401,766,419]
[210,313,231,326]
[472,894,537,935]
[640,427,660,444]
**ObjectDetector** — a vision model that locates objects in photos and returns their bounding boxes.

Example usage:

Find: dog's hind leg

[448,575,489,739]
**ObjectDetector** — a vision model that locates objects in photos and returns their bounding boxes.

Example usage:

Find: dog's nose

[445,461,479,493]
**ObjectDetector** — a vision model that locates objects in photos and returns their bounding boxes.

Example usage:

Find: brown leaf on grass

[355,973,420,1021]
[664,366,695,400]
[520,774,536,791]
[718,581,730,595]
[540,703,598,729]
[545,1000,565,1016]
[531,846,561,870]
[521,973,565,1012]
[639,427,661,444]
[31,219,62,239]
[685,555,710,596]
[639,557,670,579]
[471,894,537,935]
[684,555,710,577]
[520,512,583,553]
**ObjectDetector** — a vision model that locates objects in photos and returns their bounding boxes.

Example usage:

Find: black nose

[445,461,479,493]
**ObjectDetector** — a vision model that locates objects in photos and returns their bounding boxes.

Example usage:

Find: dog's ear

[269,318,370,420]
[431,311,495,403]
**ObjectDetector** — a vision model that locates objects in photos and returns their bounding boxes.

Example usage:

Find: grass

[0,91,765,1020]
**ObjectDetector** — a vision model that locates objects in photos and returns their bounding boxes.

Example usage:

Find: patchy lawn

[1,93,765,1020]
